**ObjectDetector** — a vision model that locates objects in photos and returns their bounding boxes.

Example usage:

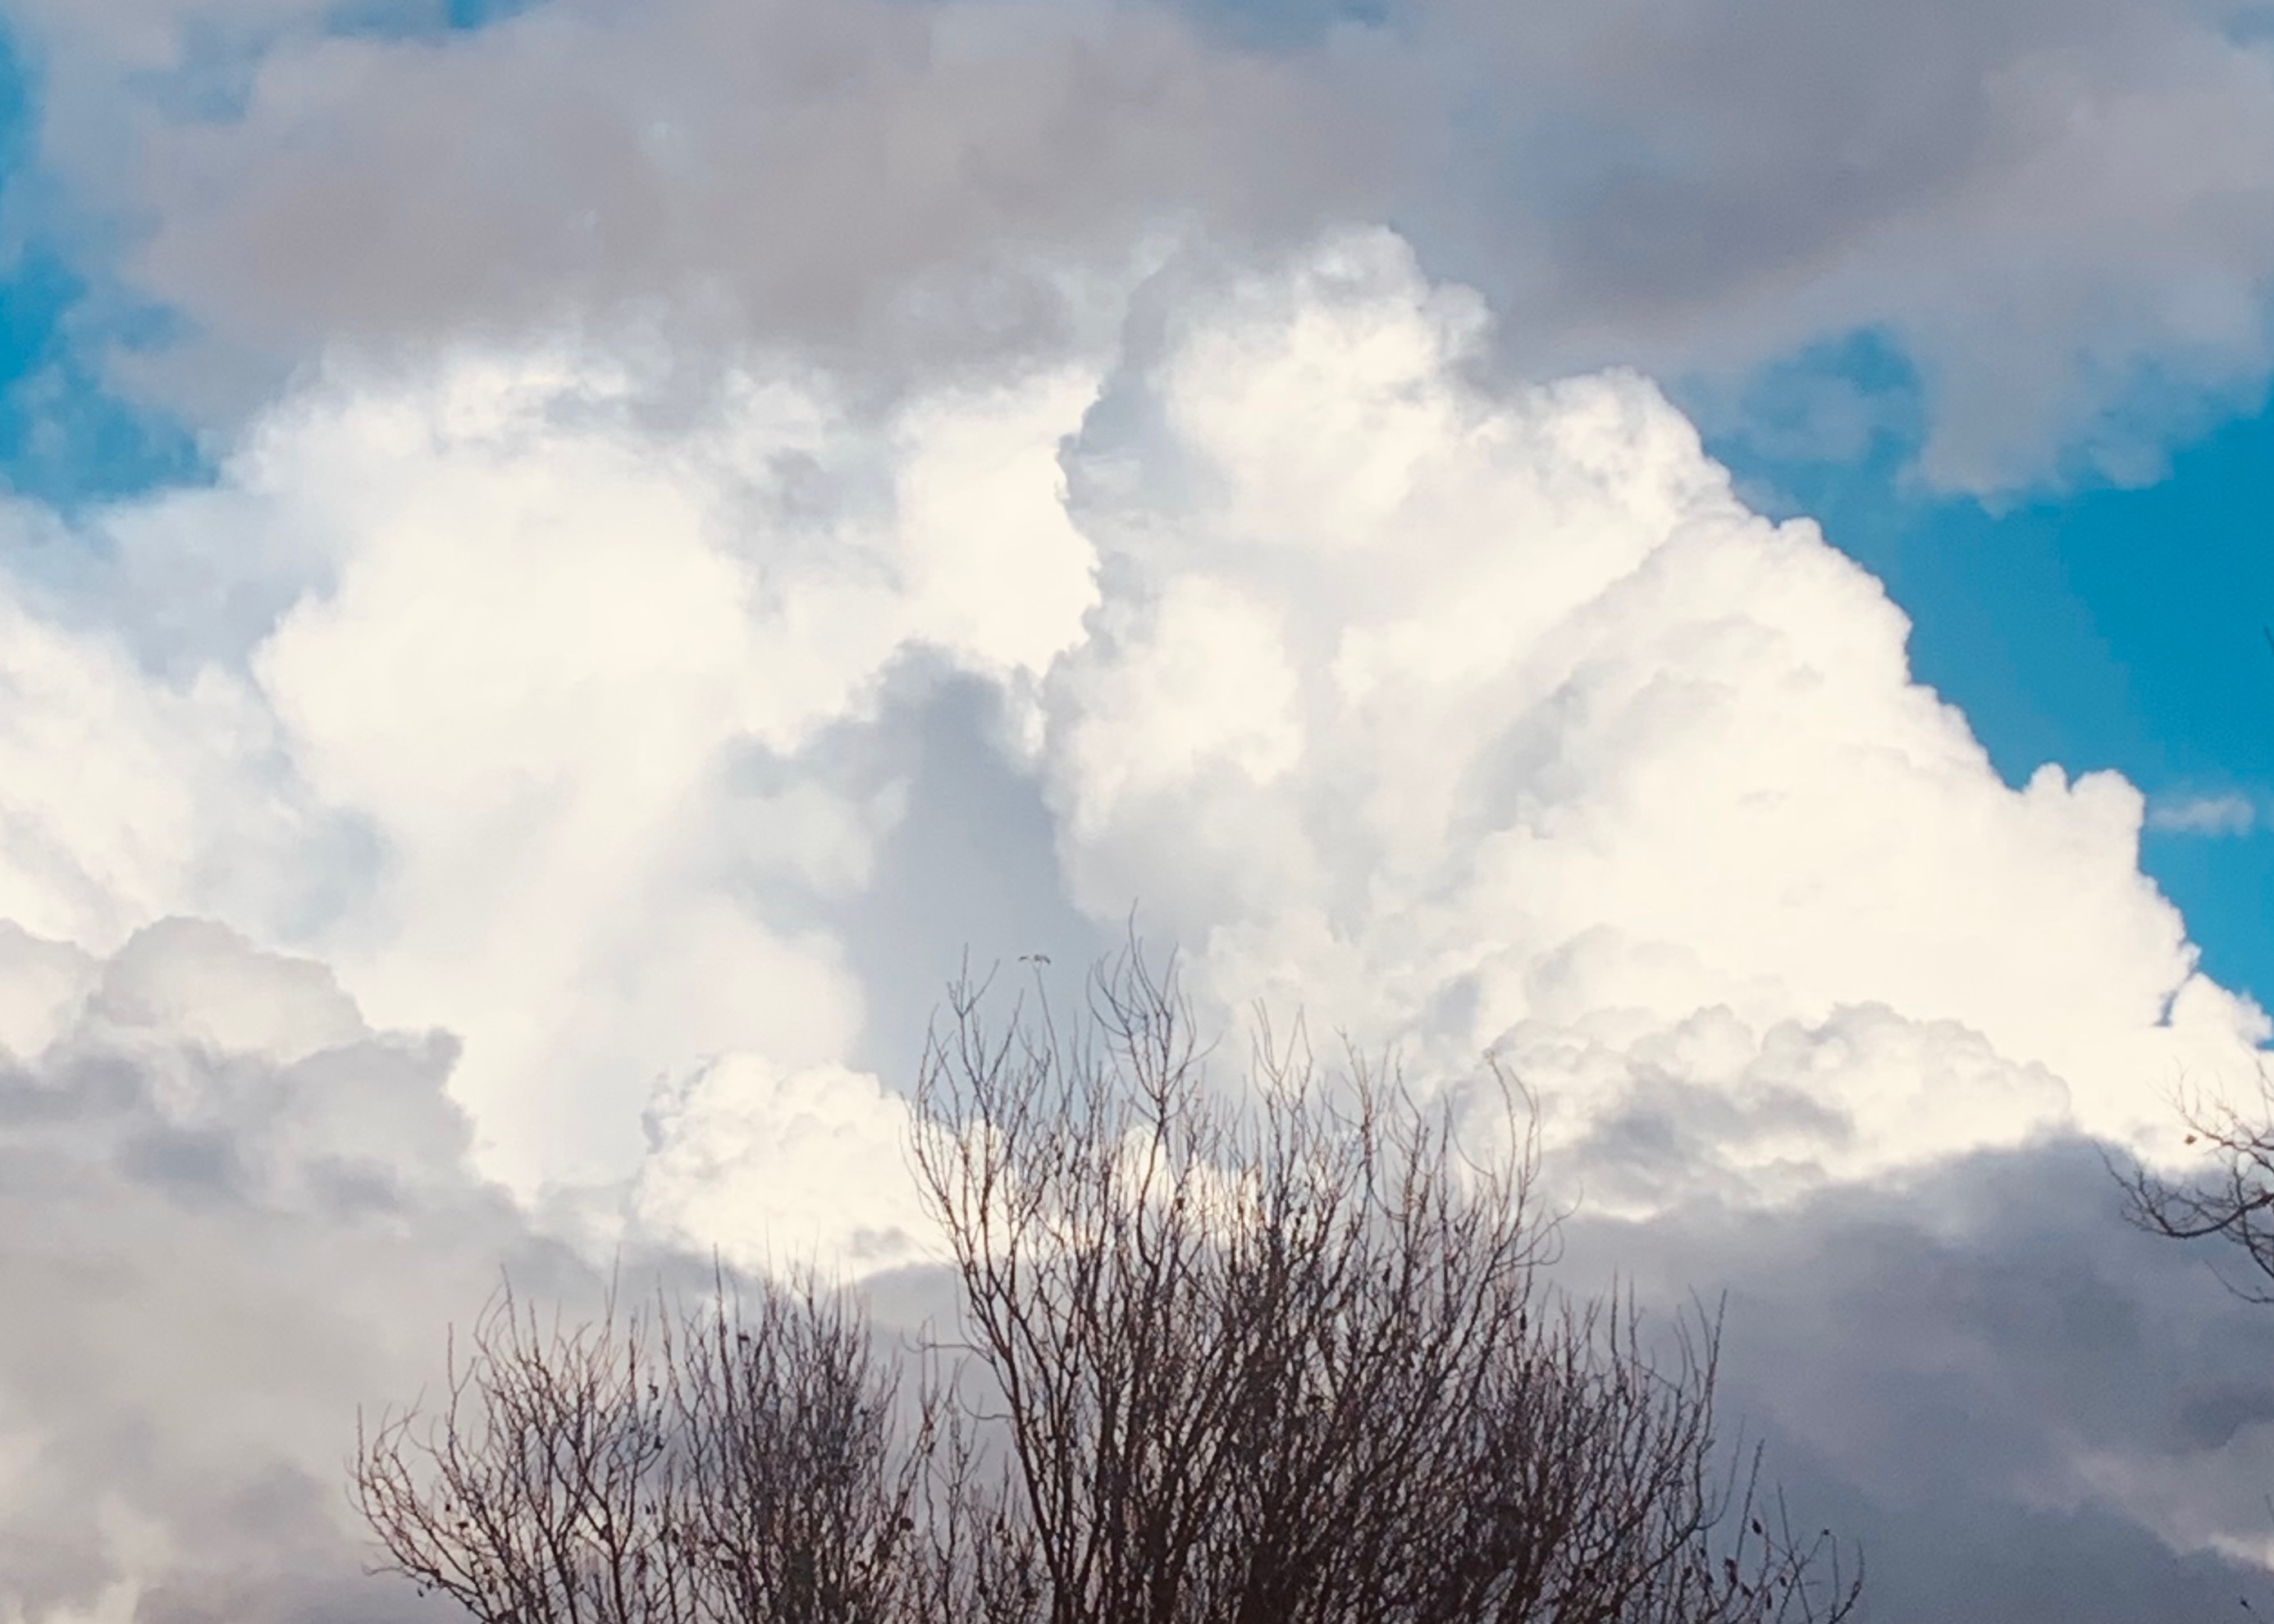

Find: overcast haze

[4,0,2274,1617]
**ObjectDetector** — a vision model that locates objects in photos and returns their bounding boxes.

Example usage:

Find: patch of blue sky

[0,29,204,513]
[1124,0,1396,50]
[2228,6,2274,48]
[444,0,543,28]
[2,0,545,514]
[318,0,539,40]
[1692,335,2274,1020]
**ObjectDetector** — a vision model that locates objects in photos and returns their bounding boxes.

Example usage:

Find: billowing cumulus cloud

[0,231,2270,1618]
[1040,231,2266,1195]
[11,230,2257,1198]
[8,343,1103,1184]
[632,1053,940,1275]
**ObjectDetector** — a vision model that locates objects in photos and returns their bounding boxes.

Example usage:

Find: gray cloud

[31,0,1396,423]
[6,915,2274,1618]
[8,0,2274,485]
[0,916,595,1621]
[1415,0,2274,487]
[1559,1138,2274,1617]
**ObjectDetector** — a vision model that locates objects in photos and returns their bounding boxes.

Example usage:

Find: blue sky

[0,30,199,510]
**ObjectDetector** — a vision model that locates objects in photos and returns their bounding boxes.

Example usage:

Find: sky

[3,0,2274,1618]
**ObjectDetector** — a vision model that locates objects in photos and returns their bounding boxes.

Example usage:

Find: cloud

[4,342,1103,1186]
[632,1054,937,1275]
[20,0,1389,423]
[1,920,2265,1620]
[1558,1140,2274,1617]
[10,0,2274,486]
[1040,230,2268,1189]
[6,928,2273,1624]
[0,920,948,1624]
[0,230,2267,1613]
[0,220,2258,1197]
[1404,0,2274,487]
[2,223,2263,1195]
[2148,789,2259,836]
[0,916,575,1623]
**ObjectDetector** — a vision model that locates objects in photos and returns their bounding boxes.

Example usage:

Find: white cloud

[0,577,312,950]
[14,347,1100,1188]
[1040,230,2269,1184]
[0,230,2269,1613]
[632,1054,936,1275]
[2148,790,2258,836]
[1,226,2262,1201]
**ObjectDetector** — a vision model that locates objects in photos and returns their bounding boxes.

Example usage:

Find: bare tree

[674,1275,935,1624]
[2120,1068,2274,1299]
[355,1272,936,1624]
[357,947,1860,1624]
[909,948,1861,1624]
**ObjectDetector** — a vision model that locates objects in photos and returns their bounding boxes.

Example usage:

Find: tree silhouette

[356,948,1860,1624]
